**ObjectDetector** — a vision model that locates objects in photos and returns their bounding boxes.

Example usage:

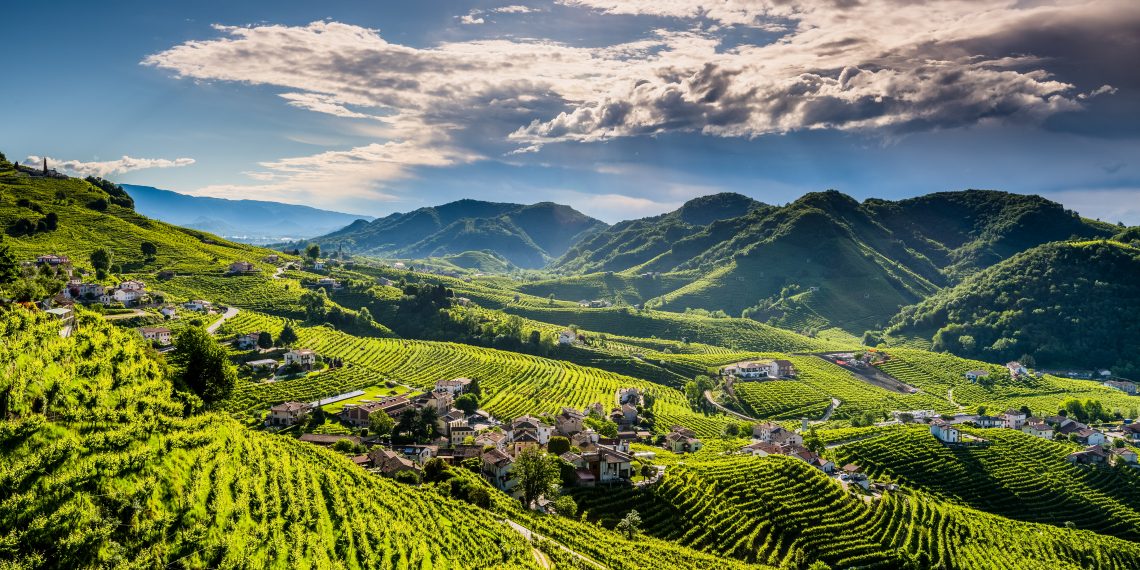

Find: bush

[394,469,421,485]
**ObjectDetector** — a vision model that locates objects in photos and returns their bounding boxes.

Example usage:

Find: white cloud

[26,155,195,177]
[140,2,1132,203]
[460,12,485,25]
[494,5,537,13]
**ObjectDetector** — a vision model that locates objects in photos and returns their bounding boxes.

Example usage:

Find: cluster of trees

[84,176,135,209]
[394,407,438,443]
[0,244,67,302]
[299,288,383,336]
[684,375,716,412]
[1059,398,1112,423]
[7,199,58,236]
[169,326,237,408]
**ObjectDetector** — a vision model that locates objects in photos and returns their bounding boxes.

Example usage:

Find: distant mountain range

[305,199,606,269]
[122,184,373,243]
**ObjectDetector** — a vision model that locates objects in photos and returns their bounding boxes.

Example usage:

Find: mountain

[308,199,606,269]
[887,239,1140,375]
[122,184,373,243]
[551,189,1116,334]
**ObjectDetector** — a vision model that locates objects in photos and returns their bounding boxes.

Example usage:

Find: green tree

[976,405,988,416]
[455,393,480,415]
[0,244,18,285]
[169,326,237,406]
[369,411,395,437]
[278,323,299,346]
[803,428,824,453]
[724,423,740,437]
[140,241,157,260]
[423,457,451,482]
[515,447,560,509]
[257,331,273,349]
[332,438,355,453]
[552,495,577,518]
[305,243,320,261]
[548,436,571,456]
[615,509,641,539]
[301,288,328,321]
[89,247,112,279]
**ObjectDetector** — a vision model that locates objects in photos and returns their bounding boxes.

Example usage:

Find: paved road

[206,306,240,334]
[503,519,605,570]
[817,398,842,422]
[703,390,758,422]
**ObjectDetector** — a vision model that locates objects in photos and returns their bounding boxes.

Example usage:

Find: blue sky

[2,0,1138,224]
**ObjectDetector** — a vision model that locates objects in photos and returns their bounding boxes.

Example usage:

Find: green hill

[568,452,1140,569]
[308,199,606,269]
[887,240,1140,376]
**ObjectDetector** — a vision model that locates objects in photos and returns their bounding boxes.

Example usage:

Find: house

[509,431,542,456]
[228,261,258,274]
[393,262,406,270]
[509,415,553,445]
[753,422,804,446]
[1074,428,1107,447]
[315,277,341,289]
[36,254,71,266]
[571,429,599,450]
[617,403,638,426]
[1001,409,1027,430]
[247,359,278,372]
[434,377,473,396]
[664,427,703,453]
[1111,447,1138,466]
[974,415,1003,428]
[930,419,960,443]
[418,389,454,414]
[741,441,783,456]
[474,430,508,451]
[555,407,585,436]
[236,332,262,349]
[616,387,643,406]
[264,254,279,263]
[965,370,990,382]
[558,330,578,345]
[284,348,317,371]
[448,420,475,446]
[370,448,419,477]
[455,297,471,307]
[299,434,362,447]
[138,326,172,346]
[482,448,516,493]
[395,444,438,465]
[113,281,147,306]
[588,446,634,482]
[159,305,178,318]
[1122,423,1140,441]
[264,401,313,427]
[339,395,412,427]
[787,445,835,473]
[1104,380,1137,395]
[1045,415,1073,428]
[45,306,74,327]
[1066,445,1108,465]
[841,464,869,489]
[1006,361,1028,377]
[722,360,771,379]
[770,359,796,378]
[378,277,395,287]
[184,299,212,312]
[1022,419,1054,439]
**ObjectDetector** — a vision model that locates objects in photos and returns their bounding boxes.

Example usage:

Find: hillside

[887,240,1140,376]
[308,199,606,269]
[123,183,373,243]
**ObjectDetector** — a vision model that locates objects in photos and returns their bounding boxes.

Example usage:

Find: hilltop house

[236,332,262,349]
[965,370,990,382]
[930,419,960,443]
[771,359,796,378]
[558,330,578,345]
[482,448,516,493]
[1074,428,1107,447]
[284,348,317,371]
[753,422,804,446]
[723,360,770,379]
[1112,447,1139,466]
[1006,361,1028,377]
[247,358,278,372]
[228,261,258,274]
[1066,445,1108,465]
[370,449,419,477]
[183,299,212,312]
[138,326,172,346]
[339,395,412,428]
[616,387,643,406]
[265,401,313,427]
[113,280,147,306]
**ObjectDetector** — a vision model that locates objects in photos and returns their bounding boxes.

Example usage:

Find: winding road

[704,390,758,422]
[206,306,240,335]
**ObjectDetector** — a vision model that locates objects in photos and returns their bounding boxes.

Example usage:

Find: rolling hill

[887,239,1140,375]
[307,199,606,269]
[123,184,373,243]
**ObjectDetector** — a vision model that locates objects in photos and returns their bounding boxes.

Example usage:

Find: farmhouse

[555,407,585,436]
[481,448,516,492]
[509,415,553,445]
[1074,428,1107,447]
[369,449,419,477]
[558,330,578,345]
[315,277,341,289]
[284,348,317,370]
[1104,380,1137,395]
[753,422,804,446]
[741,441,783,456]
[1066,445,1108,465]
[771,359,796,378]
[1112,447,1139,466]
[447,420,475,445]
[964,370,990,381]
[236,332,262,349]
[1021,419,1054,439]
[722,360,770,379]
[138,326,172,346]
[340,395,412,427]
[930,419,960,443]
[1006,361,1028,377]
[36,254,71,266]
[247,358,278,372]
[434,377,472,396]
[616,386,643,406]
[974,415,1003,428]
[1001,409,1027,430]
[159,305,177,318]
[665,426,703,453]
[584,446,634,482]
[228,261,258,274]
[1122,423,1140,442]
[265,401,313,427]
[183,299,212,311]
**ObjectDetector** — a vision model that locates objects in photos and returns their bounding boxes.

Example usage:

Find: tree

[394,470,420,485]
[89,247,112,279]
[43,212,58,231]
[615,509,641,539]
[514,447,560,509]
[0,244,18,285]
[140,241,157,260]
[301,288,328,321]
[803,428,824,453]
[257,331,273,349]
[724,423,740,437]
[548,436,571,456]
[169,326,237,406]
[305,243,321,261]
[278,323,299,346]
[332,438,355,453]
[423,457,451,482]
[455,393,480,415]
[552,495,578,518]
[976,405,988,416]
[369,411,395,437]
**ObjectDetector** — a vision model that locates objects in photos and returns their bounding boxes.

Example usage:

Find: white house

[184,299,212,312]
[284,348,317,371]
[558,330,578,345]
[434,377,473,396]
[964,370,990,382]
[930,419,960,443]
[1001,409,1027,430]
[265,401,313,426]
[722,360,771,379]
[1022,419,1054,439]
[159,305,178,318]
[509,415,553,445]
[1006,361,1028,377]
[138,326,172,346]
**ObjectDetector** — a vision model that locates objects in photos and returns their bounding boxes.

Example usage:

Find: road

[207,306,240,334]
[503,519,605,570]
[818,398,842,422]
[703,390,758,422]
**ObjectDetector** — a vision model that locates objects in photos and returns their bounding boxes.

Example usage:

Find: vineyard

[158,274,308,319]
[781,356,953,423]
[569,454,1140,569]
[831,425,1140,541]
[224,311,735,436]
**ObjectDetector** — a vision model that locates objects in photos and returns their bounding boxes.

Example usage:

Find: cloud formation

[27,155,195,177]
[142,1,1134,203]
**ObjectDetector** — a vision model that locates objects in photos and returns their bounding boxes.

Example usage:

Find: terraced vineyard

[569,454,1140,569]
[732,380,833,420]
[786,356,952,422]
[225,311,735,436]
[878,348,1140,416]
[832,425,1140,540]
[158,274,308,318]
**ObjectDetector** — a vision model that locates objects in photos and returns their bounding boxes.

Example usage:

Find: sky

[2,0,1138,224]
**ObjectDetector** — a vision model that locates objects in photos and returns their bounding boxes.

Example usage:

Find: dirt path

[503,519,604,570]
[814,354,918,394]
[704,390,758,422]
[207,306,240,335]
